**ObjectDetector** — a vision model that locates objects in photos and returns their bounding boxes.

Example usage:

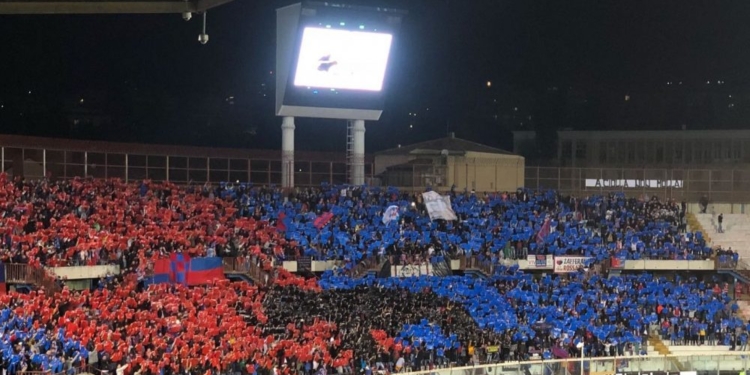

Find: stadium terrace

[0,174,743,375]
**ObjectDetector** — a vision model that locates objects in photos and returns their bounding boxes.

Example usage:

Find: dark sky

[3,0,750,153]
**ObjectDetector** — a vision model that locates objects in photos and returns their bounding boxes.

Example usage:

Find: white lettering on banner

[526,255,549,269]
[553,256,592,273]
[421,191,458,221]
[584,179,683,189]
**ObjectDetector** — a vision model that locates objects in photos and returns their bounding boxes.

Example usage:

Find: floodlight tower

[275,2,405,188]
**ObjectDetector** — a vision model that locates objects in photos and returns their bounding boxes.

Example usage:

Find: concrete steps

[649,334,685,372]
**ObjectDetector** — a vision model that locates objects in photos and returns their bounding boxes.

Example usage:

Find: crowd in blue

[229,184,711,264]
[318,268,745,369]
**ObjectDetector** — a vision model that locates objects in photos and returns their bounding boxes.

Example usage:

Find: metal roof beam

[0,0,234,15]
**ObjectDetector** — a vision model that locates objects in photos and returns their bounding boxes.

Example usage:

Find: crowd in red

[0,173,297,272]
[0,174,351,375]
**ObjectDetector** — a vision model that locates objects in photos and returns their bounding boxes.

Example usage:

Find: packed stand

[0,174,727,375]
[0,175,711,271]
[315,269,744,371]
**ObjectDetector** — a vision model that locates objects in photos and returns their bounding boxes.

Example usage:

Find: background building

[375,133,525,191]
[514,129,750,168]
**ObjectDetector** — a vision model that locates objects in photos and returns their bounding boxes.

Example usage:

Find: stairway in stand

[430,258,452,277]
[736,300,750,322]
[649,335,685,371]
[297,256,312,272]
[695,213,750,258]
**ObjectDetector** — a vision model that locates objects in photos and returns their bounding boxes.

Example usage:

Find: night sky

[3,0,750,155]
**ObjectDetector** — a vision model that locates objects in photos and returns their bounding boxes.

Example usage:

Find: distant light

[707,81,711,84]
[269,71,273,75]
[79,98,84,103]
[397,144,401,148]
[27,91,31,95]
[486,81,492,87]
[325,25,331,28]
[729,95,732,98]
[1,105,4,109]
[340,22,346,26]
[514,107,518,111]
[330,88,336,91]
[313,90,318,94]
[625,95,630,101]
[299,169,302,172]
[409,124,413,129]
[359,25,365,29]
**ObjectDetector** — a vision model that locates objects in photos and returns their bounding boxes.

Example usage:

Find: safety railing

[461,255,495,277]
[348,255,380,279]
[221,256,274,286]
[716,255,739,270]
[4,263,61,295]
[400,352,750,375]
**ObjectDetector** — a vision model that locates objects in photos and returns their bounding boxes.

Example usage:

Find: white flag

[382,205,400,225]
[421,191,457,221]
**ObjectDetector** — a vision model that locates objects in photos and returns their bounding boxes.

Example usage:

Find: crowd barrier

[221,256,275,286]
[2,251,743,293]
[400,352,750,375]
[5,263,61,295]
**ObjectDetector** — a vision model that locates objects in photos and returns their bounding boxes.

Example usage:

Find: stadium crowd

[0,173,739,375]
[0,175,711,271]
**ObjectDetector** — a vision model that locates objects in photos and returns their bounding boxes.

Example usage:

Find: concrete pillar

[281,116,295,188]
[350,119,366,185]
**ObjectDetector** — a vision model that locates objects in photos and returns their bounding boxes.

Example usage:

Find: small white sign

[584,179,683,189]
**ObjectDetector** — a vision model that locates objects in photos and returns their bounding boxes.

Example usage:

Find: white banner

[553,256,592,273]
[391,263,433,278]
[585,179,683,189]
[422,191,457,221]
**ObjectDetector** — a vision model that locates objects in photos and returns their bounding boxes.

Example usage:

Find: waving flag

[186,257,224,285]
[170,253,191,284]
[382,205,400,225]
[422,192,457,221]
[314,212,334,229]
[536,218,551,244]
[276,212,287,231]
[149,258,172,285]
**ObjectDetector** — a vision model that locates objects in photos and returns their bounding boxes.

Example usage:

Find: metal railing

[5,263,61,295]
[400,352,750,375]
[221,256,274,286]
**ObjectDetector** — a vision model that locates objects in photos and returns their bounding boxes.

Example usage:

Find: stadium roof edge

[0,0,235,14]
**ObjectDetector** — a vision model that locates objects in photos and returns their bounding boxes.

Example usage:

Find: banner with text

[391,263,434,278]
[554,256,592,273]
[526,255,552,269]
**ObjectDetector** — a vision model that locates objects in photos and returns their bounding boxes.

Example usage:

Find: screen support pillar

[349,119,366,185]
[281,116,295,189]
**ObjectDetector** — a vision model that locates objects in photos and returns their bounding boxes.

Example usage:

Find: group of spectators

[0,173,737,375]
[0,175,712,271]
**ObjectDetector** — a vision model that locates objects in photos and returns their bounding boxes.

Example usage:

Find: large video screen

[293,27,393,92]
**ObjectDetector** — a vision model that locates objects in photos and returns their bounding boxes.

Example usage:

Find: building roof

[383,159,436,171]
[375,135,515,156]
